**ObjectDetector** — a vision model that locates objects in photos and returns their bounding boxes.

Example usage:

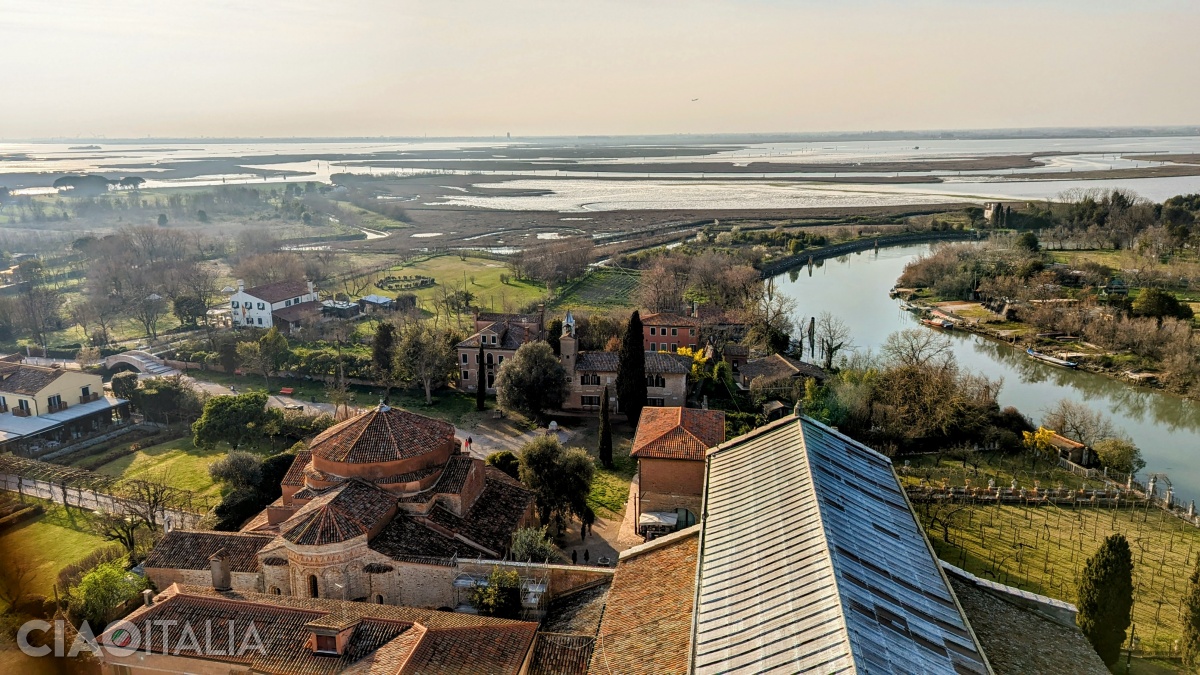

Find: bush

[208,451,263,489]
[212,488,269,531]
[70,561,146,628]
[510,526,559,563]
[57,545,127,598]
[469,568,522,619]
[485,451,520,480]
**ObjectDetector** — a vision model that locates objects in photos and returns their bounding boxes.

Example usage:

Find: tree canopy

[517,436,595,525]
[469,567,523,619]
[495,342,567,422]
[192,392,279,449]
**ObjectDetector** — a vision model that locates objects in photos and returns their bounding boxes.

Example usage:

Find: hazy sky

[2,0,1198,139]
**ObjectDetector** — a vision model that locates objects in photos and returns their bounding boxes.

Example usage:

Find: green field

[385,254,548,312]
[89,437,225,502]
[551,267,640,312]
[916,503,1200,653]
[0,500,109,598]
[898,453,1112,492]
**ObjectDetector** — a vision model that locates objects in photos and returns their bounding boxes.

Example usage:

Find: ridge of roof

[619,524,699,562]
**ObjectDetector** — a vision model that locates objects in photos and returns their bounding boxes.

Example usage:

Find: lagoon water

[772,244,1200,502]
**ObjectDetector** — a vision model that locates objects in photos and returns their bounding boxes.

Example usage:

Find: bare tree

[121,469,183,532]
[815,312,852,370]
[94,512,143,558]
[1042,399,1115,447]
[882,328,954,369]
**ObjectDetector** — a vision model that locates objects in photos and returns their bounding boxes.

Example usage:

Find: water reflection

[773,243,1200,498]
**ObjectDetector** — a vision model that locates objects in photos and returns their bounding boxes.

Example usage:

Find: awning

[639,512,679,528]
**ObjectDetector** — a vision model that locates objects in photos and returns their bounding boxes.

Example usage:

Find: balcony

[47,402,68,414]
[79,392,100,404]
[0,405,7,413]
[12,408,30,417]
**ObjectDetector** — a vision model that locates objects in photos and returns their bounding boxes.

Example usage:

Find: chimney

[237,279,245,293]
[209,548,231,591]
[692,301,699,318]
[142,589,154,607]
[307,280,315,297]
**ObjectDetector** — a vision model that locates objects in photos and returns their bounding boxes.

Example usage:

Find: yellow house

[0,362,128,455]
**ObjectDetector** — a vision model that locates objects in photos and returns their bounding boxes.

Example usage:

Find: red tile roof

[308,405,456,465]
[529,633,595,675]
[103,585,537,675]
[589,529,699,675]
[640,312,699,327]
[281,449,312,487]
[143,530,274,572]
[280,480,397,546]
[738,353,827,382]
[630,407,725,461]
[272,300,321,324]
[243,279,312,304]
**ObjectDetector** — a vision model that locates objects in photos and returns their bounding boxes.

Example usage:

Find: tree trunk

[424,378,433,405]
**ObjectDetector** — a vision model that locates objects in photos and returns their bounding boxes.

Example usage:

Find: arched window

[375,594,385,604]
[308,575,319,598]
[486,352,494,365]
[269,586,281,595]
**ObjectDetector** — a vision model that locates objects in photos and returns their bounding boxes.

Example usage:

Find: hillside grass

[89,437,225,502]
[550,267,640,312]
[0,500,108,598]
[915,503,1200,653]
[390,254,548,312]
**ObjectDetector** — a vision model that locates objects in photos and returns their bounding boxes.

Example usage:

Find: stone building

[558,311,689,411]
[628,407,724,539]
[455,321,535,394]
[639,312,699,353]
[143,404,540,610]
[229,278,319,332]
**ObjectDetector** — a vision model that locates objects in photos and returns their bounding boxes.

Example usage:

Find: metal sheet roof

[691,416,991,675]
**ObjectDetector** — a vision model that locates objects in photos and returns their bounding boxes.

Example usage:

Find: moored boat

[1026,347,1078,368]
[921,318,953,330]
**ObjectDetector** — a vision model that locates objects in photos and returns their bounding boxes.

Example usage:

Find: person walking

[583,549,590,563]
[571,550,578,564]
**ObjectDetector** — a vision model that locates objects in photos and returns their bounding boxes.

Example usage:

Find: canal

[773,243,1200,502]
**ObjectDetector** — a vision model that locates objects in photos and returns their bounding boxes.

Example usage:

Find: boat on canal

[1026,347,1078,369]
[921,318,953,330]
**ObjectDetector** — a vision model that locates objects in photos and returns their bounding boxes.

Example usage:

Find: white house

[230,279,319,332]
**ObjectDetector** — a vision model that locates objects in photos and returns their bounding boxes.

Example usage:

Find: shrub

[485,451,520,480]
[208,451,263,489]
[212,488,268,531]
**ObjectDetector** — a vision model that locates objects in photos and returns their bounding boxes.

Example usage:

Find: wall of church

[144,568,262,593]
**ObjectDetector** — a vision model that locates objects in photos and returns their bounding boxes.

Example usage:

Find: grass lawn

[915,503,1200,653]
[390,254,548,312]
[898,453,1112,492]
[90,437,225,502]
[0,500,109,598]
[551,267,640,312]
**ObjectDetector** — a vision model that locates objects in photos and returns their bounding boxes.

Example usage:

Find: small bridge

[103,350,179,377]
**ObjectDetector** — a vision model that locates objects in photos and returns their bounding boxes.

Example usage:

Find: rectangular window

[294,297,301,304]
[462,370,470,381]
[257,317,263,325]
[649,327,656,335]
[231,300,239,308]
[48,394,62,409]
[257,302,265,310]
[462,353,468,364]
[648,398,666,407]
[285,299,291,306]
[18,399,30,412]
[315,635,337,654]
[497,355,503,364]
[671,343,678,352]
[689,328,696,336]
[671,328,678,336]
[581,395,600,408]
[649,342,656,351]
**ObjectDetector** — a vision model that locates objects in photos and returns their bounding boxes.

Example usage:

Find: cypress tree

[371,322,397,400]
[476,340,486,411]
[598,385,613,469]
[1183,558,1200,668]
[616,310,647,426]
[1076,533,1134,666]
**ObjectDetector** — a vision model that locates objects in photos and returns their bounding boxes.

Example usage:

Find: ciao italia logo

[17,618,267,658]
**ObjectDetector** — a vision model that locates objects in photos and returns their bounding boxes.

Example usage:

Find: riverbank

[757,228,980,277]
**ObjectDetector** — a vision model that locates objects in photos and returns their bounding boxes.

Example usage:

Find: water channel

[772,243,1200,502]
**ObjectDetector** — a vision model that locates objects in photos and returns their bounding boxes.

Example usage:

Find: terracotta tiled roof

[589,529,699,675]
[281,449,312,487]
[640,312,699,327]
[738,353,827,382]
[243,279,312,304]
[371,468,533,560]
[529,633,595,675]
[456,322,532,350]
[0,363,71,396]
[395,457,473,504]
[426,467,534,556]
[103,585,537,675]
[272,300,321,324]
[476,311,542,326]
[280,480,397,546]
[143,530,273,572]
[574,351,690,374]
[630,407,725,461]
[541,583,609,635]
[401,624,540,675]
[308,405,455,465]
